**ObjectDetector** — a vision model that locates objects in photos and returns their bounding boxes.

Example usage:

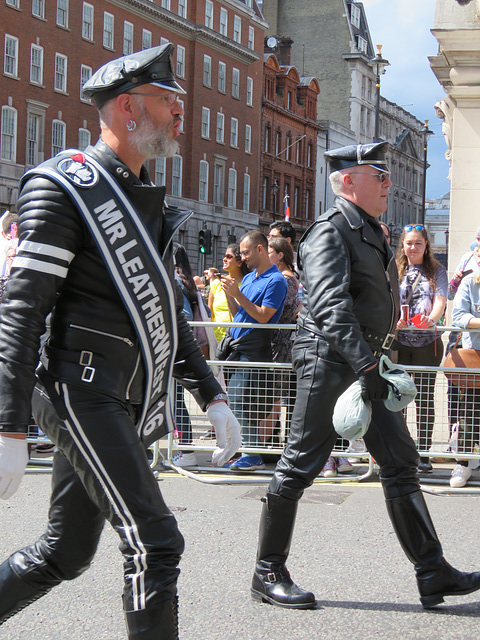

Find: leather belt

[296,325,395,357]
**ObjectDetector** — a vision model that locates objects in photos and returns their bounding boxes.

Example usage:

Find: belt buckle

[266,572,277,583]
[381,333,395,350]
[79,351,95,382]
[81,366,95,382]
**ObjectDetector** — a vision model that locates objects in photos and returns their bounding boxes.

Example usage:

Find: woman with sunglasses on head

[396,224,448,474]
[208,244,248,342]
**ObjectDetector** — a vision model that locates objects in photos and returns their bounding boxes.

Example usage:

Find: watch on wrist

[207,393,229,407]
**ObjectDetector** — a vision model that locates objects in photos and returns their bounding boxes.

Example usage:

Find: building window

[26,113,41,166]
[176,45,185,78]
[161,0,171,8]
[142,30,152,50]
[6,0,20,7]
[245,0,253,7]
[287,91,292,110]
[275,131,281,156]
[177,99,184,132]
[1,106,17,162]
[30,45,44,85]
[54,53,67,93]
[351,3,361,28]
[216,112,224,144]
[4,35,18,77]
[286,134,292,161]
[307,143,312,167]
[218,61,226,93]
[201,107,210,139]
[203,55,212,87]
[294,186,300,217]
[155,157,166,186]
[51,119,66,156]
[296,137,301,164]
[124,21,134,55]
[78,127,91,151]
[264,126,270,153]
[199,160,209,202]
[80,64,92,100]
[178,0,187,18]
[246,77,253,106]
[214,164,224,205]
[82,3,94,41]
[248,26,254,50]
[228,168,237,208]
[103,13,114,49]
[357,35,367,55]
[232,68,239,99]
[220,7,228,36]
[368,79,372,101]
[32,0,45,18]
[233,15,241,43]
[205,0,213,28]
[57,0,69,28]
[243,173,250,212]
[172,155,182,197]
[245,124,251,153]
[230,117,238,147]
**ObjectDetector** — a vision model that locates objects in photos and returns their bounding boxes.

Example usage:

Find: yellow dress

[210,278,236,341]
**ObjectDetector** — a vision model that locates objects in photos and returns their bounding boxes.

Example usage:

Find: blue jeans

[226,355,259,447]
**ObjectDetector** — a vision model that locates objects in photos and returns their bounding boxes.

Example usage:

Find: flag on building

[284,195,290,221]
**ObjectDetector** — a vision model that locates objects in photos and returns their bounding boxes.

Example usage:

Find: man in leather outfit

[0,45,240,638]
[251,142,480,610]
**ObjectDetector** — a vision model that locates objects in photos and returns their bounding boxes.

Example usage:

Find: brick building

[259,45,320,235]
[0,0,267,272]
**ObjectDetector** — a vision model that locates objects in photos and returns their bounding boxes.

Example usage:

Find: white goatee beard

[131,106,179,159]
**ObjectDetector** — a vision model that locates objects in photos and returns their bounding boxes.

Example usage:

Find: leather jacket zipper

[125,352,141,401]
[69,324,135,347]
[380,254,396,336]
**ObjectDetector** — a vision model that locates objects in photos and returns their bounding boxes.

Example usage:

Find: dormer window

[351,4,361,29]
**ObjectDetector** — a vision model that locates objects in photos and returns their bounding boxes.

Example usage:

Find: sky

[361,0,450,199]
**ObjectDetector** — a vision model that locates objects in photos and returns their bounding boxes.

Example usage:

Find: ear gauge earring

[126,120,137,131]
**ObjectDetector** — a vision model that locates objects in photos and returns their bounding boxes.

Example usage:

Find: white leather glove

[206,403,242,467]
[0,435,29,500]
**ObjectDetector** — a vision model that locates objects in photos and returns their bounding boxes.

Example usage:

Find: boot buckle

[266,572,277,583]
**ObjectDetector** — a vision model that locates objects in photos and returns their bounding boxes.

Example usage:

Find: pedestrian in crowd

[208,245,247,342]
[0,44,241,638]
[451,246,480,487]
[258,237,299,446]
[268,220,296,246]
[218,230,287,471]
[395,224,447,473]
[251,141,480,611]
[379,221,391,244]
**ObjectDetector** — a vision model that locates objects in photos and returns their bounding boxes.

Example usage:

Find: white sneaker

[346,438,368,463]
[321,456,337,478]
[172,452,198,468]
[450,464,472,488]
[336,456,354,474]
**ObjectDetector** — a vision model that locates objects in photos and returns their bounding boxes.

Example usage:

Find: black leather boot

[251,492,316,609]
[0,557,52,625]
[386,490,480,608]
[124,597,179,639]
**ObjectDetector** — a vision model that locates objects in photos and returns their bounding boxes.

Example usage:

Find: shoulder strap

[405,268,422,305]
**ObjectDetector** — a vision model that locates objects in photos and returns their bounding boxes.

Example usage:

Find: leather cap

[325,141,390,173]
[82,44,186,109]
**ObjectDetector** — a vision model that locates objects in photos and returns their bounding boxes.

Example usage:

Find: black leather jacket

[297,196,400,374]
[0,140,222,433]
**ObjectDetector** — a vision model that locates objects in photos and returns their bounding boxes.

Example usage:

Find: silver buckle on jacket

[79,350,95,383]
[381,333,395,350]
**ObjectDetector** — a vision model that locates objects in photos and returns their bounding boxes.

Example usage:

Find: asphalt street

[2,460,480,640]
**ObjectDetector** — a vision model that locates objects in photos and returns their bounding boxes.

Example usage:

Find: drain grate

[241,487,352,505]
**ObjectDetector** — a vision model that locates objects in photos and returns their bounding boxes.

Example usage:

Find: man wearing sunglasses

[252,141,480,611]
[0,45,241,638]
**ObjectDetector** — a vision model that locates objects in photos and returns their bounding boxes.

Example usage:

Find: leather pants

[0,382,184,636]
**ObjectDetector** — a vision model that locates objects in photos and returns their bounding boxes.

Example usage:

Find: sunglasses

[404,224,425,232]
[349,172,390,183]
[223,254,235,259]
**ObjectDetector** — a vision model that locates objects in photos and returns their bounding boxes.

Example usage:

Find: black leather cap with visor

[82,44,186,110]
[325,141,390,174]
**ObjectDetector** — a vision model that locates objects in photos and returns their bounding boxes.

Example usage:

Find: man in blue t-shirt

[221,230,287,470]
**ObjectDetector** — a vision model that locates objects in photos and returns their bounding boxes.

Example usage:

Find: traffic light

[198,229,212,255]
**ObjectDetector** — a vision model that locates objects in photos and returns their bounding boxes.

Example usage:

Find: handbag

[443,333,480,388]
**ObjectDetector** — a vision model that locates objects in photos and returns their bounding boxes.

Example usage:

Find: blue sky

[361,0,450,199]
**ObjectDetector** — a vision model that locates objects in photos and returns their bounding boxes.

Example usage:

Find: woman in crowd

[395,224,448,473]
[208,243,247,342]
[451,247,480,487]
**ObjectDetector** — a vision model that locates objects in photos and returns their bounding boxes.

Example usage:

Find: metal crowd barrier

[25,322,480,493]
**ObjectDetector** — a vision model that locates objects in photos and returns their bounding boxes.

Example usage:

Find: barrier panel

[25,322,480,491]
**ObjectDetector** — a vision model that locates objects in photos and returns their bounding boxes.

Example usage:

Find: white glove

[0,435,29,500]
[206,402,242,467]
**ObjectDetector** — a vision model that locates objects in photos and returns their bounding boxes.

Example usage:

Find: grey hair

[329,170,346,195]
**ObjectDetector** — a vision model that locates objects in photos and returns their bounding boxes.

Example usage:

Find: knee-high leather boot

[0,557,52,625]
[386,490,480,608]
[124,597,179,640]
[251,492,316,609]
